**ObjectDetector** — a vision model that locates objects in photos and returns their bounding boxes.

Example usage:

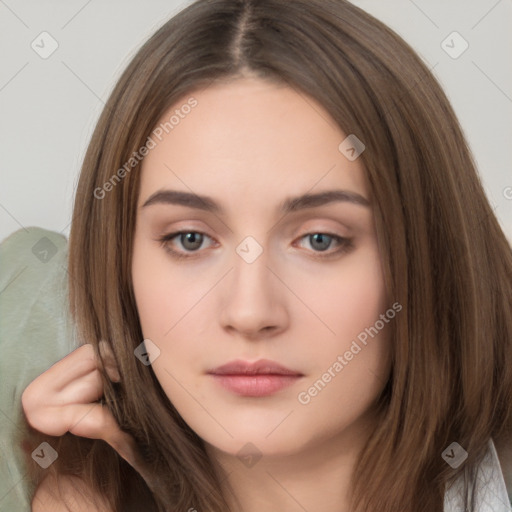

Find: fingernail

[106,366,121,382]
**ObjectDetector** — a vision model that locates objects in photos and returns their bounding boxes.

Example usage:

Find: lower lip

[209,374,302,397]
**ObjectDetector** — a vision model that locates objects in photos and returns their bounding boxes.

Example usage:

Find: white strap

[444,438,512,511]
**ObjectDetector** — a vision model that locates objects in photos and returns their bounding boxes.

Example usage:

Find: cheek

[292,258,392,443]
[131,238,203,338]
[131,261,168,338]
[292,243,391,403]
[295,244,388,348]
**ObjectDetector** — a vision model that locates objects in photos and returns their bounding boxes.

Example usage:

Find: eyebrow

[141,188,371,214]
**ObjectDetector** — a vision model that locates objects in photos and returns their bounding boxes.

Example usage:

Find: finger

[24,367,99,411]
[30,401,119,441]
[41,344,99,393]
[53,369,104,407]
[22,354,98,414]
[26,344,117,405]
[26,400,155,490]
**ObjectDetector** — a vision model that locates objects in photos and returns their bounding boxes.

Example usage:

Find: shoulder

[31,474,112,512]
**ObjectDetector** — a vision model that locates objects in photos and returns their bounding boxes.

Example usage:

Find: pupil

[182,232,202,250]
[311,233,330,251]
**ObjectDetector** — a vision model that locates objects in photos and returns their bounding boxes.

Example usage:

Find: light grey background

[1,0,511,243]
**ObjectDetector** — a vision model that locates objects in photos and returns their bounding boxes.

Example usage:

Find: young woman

[21,0,512,511]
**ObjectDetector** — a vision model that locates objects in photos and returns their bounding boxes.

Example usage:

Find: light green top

[0,227,77,511]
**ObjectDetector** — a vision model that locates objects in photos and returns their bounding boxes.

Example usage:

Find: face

[131,77,393,460]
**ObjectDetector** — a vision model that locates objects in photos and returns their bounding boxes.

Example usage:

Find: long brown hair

[22,0,512,510]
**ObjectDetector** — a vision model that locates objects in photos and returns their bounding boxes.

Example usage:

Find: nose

[219,246,289,339]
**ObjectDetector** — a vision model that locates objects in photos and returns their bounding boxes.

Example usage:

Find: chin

[201,426,308,460]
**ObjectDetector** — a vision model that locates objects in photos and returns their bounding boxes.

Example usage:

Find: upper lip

[208,359,303,376]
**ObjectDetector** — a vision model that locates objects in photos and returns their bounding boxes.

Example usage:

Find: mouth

[207,359,304,397]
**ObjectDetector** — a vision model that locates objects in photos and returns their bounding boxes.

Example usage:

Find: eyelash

[156,230,354,260]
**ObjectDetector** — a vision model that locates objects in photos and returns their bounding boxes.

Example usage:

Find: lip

[208,359,303,376]
[207,359,304,397]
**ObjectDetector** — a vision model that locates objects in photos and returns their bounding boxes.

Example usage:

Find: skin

[22,343,146,511]
[131,76,393,512]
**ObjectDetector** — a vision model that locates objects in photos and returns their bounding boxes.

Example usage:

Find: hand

[21,343,149,481]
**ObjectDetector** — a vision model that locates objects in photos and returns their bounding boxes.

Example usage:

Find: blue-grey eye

[307,233,334,252]
[178,232,204,251]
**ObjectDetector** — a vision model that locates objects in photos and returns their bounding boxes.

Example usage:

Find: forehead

[138,77,369,209]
